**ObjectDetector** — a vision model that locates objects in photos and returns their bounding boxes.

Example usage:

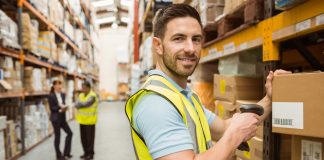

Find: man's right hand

[225,113,259,147]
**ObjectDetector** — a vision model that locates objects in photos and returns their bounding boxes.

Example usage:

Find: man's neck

[156,66,187,89]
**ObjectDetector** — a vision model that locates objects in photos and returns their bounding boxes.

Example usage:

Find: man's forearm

[194,128,239,160]
[257,95,272,123]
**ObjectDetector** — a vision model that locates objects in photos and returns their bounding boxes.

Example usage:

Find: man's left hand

[265,69,292,100]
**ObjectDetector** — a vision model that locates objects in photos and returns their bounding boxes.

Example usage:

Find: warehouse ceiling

[91,0,131,29]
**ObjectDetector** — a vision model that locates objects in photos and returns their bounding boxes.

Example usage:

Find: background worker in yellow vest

[126,4,291,160]
[74,81,99,160]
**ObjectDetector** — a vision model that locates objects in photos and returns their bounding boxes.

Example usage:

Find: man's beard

[162,45,199,78]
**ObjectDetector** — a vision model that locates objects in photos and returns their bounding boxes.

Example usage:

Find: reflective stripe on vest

[76,91,99,125]
[125,75,212,160]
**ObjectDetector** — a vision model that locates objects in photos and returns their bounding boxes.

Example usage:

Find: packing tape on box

[220,79,226,94]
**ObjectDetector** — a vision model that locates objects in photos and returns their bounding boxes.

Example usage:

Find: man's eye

[174,37,184,41]
[193,38,202,43]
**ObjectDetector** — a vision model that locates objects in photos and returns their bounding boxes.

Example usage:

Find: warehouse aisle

[18,101,136,160]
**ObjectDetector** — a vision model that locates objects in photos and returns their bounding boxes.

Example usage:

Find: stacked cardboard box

[38,31,57,61]
[271,72,324,159]
[57,43,71,67]
[224,0,246,15]
[24,67,47,92]
[0,57,22,92]
[279,135,324,160]
[218,50,264,77]
[24,102,51,148]
[29,0,49,18]
[272,72,324,138]
[5,120,18,158]
[213,74,263,103]
[81,40,91,57]
[22,13,39,55]
[0,10,20,49]
[200,0,225,26]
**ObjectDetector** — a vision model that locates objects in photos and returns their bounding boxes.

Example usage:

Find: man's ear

[153,37,163,56]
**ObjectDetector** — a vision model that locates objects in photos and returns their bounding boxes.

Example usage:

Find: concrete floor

[18,101,136,160]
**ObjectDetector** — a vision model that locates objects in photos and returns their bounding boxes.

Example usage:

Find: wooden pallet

[203,0,264,44]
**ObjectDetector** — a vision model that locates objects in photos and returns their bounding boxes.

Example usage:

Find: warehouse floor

[18,101,136,160]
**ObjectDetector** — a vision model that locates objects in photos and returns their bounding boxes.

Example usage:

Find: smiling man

[126,4,289,160]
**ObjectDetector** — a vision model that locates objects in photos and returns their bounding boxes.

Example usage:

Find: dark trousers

[52,121,73,158]
[80,124,95,156]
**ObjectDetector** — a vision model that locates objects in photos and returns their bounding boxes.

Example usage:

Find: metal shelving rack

[0,0,99,158]
[198,0,324,159]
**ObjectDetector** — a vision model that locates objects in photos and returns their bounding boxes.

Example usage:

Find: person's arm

[157,112,259,160]
[75,96,95,109]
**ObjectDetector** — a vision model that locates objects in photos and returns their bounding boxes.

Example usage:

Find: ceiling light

[95,16,116,24]
[112,22,118,29]
[121,17,129,23]
[92,0,114,7]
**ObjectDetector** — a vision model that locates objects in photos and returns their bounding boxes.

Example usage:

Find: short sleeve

[133,94,194,159]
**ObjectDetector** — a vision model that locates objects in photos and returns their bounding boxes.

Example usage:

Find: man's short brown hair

[153,4,202,39]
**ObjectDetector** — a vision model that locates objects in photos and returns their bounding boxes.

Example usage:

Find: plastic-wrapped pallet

[67,55,77,74]
[74,29,83,48]
[68,0,82,15]
[57,43,71,67]
[0,10,20,49]
[29,0,49,18]
[63,20,74,40]
[22,13,39,55]
[48,0,64,28]
[218,49,264,77]
[38,31,57,60]
[65,80,75,120]
[24,67,43,92]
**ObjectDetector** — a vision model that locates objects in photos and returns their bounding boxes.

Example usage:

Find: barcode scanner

[237,104,264,151]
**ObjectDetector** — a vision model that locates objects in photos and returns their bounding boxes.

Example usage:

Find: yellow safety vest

[76,91,99,125]
[125,75,212,160]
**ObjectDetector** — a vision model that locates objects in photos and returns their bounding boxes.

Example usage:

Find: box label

[208,48,217,55]
[239,42,248,51]
[272,102,304,129]
[316,14,324,26]
[223,42,235,55]
[220,80,226,94]
[296,19,311,32]
[302,140,322,160]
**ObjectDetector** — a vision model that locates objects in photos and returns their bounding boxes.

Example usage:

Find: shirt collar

[148,69,192,98]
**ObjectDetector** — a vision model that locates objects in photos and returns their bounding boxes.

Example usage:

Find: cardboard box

[236,137,263,160]
[191,82,215,112]
[272,72,324,138]
[279,135,324,160]
[215,100,238,119]
[224,0,246,15]
[0,116,6,130]
[213,74,263,104]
